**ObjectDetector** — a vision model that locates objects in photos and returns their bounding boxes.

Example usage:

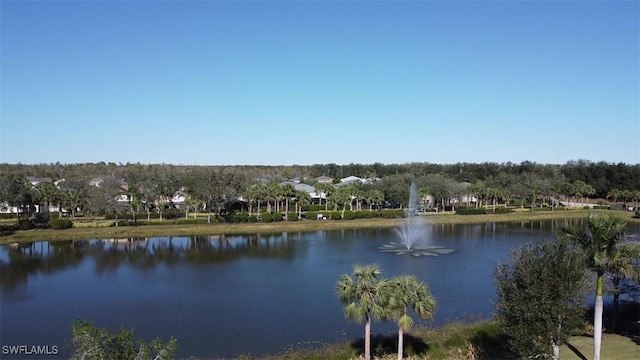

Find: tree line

[1,160,639,222]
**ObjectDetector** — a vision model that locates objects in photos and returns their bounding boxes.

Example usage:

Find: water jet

[379,182,454,257]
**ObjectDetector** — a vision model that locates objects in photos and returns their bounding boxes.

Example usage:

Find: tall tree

[560,214,638,360]
[335,264,389,360]
[495,238,587,359]
[294,190,311,218]
[315,182,335,210]
[382,275,436,360]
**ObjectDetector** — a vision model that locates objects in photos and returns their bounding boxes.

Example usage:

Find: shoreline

[1,209,637,245]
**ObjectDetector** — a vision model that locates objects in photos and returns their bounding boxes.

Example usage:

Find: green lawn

[2,209,637,244]
[560,334,640,360]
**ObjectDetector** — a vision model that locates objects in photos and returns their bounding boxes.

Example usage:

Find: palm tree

[606,242,640,329]
[245,184,259,216]
[383,275,436,360]
[280,184,296,220]
[335,264,389,360]
[316,182,335,211]
[294,190,311,219]
[560,214,635,360]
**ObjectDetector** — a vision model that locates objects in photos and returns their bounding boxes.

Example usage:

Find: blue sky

[1,1,638,166]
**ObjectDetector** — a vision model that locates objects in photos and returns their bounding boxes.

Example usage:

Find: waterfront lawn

[2,209,637,245]
[561,334,640,360]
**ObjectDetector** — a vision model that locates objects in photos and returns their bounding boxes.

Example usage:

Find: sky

[1,0,638,166]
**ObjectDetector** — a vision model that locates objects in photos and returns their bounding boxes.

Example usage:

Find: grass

[1,209,637,245]
[561,334,640,360]
[239,321,640,360]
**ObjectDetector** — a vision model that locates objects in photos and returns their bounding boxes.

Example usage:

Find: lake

[1,219,637,358]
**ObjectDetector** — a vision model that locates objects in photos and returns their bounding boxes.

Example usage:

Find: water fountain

[379,182,455,257]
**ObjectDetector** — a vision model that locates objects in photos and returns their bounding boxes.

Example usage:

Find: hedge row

[49,218,73,229]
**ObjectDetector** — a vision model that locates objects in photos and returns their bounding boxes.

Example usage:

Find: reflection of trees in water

[1,234,297,289]
[0,240,87,290]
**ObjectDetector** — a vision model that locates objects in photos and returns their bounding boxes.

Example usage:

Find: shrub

[343,211,357,220]
[224,213,249,223]
[494,206,512,214]
[329,211,342,220]
[260,212,272,223]
[29,213,50,228]
[119,220,148,226]
[634,210,640,219]
[456,207,487,215]
[355,211,375,219]
[272,212,283,222]
[49,218,73,229]
[18,219,35,230]
[174,218,208,225]
[380,209,404,218]
[287,212,298,221]
[302,204,322,212]
[305,211,319,220]
[70,320,177,360]
[593,205,610,210]
[248,215,258,222]
[163,208,182,220]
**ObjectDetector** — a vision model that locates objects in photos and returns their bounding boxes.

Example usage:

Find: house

[25,176,52,186]
[89,178,104,187]
[313,176,333,184]
[339,176,363,183]
[280,181,325,203]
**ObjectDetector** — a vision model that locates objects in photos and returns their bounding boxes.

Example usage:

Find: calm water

[1,219,637,359]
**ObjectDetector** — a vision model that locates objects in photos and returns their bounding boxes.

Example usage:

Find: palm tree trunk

[397,327,404,360]
[365,316,371,360]
[594,274,604,360]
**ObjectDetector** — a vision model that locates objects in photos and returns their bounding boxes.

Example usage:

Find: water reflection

[0,240,86,291]
[1,234,298,290]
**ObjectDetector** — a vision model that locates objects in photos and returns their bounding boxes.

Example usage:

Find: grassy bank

[233,320,640,360]
[1,209,637,245]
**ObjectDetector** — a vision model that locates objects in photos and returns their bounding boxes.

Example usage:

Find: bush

[29,212,50,228]
[49,218,73,229]
[634,210,640,219]
[343,211,357,220]
[224,213,249,223]
[119,220,148,226]
[272,212,283,222]
[379,209,404,218]
[174,218,208,225]
[248,215,258,222]
[163,208,182,220]
[18,219,35,230]
[304,211,318,220]
[70,320,177,360]
[260,212,272,223]
[287,212,298,221]
[456,207,487,215]
[355,211,375,218]
[329,211,342,220]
